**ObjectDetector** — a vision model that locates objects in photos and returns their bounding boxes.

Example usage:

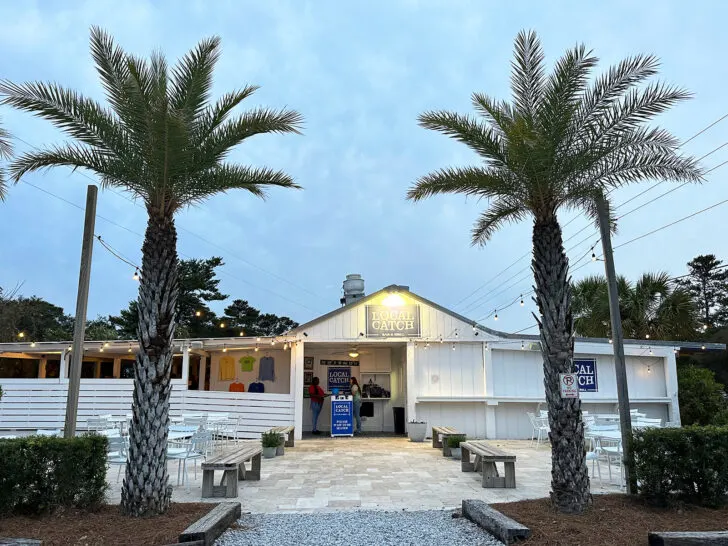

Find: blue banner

[573,358,598,392]
[328,367,351,393]
[331,399,353,436]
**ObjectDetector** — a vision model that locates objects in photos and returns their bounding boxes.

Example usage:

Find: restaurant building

[0,274,720,440]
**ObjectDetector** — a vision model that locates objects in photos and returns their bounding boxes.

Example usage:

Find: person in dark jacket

[308,377,326,435]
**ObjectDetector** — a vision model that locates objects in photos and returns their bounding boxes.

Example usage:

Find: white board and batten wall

[296,288,681,440]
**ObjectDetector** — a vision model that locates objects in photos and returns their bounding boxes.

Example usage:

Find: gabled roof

[290,284,726,351]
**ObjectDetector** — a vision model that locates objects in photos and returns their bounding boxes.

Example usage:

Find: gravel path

[215,509,503,546]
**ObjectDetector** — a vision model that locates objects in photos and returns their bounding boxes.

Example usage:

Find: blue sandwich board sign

[331,398,354,437]
[573,358,598,392]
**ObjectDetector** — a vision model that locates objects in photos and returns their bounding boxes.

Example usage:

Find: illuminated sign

[365,305,421,337]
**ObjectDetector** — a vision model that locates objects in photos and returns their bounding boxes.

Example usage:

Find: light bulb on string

[284,342,289,351]
[521,341,525,350]
[133,269,140,281]
[703,323,708,331]
[494,311,498,321]
[591,249,596,262]
[17,332,25,339]
[220,323,226,329]
[439,336,443,344]
[608,338,613,344]
[645,334,650,339]
[451,343,455,351]
[701,344,706,350]
[239,331,244,337]
[128,345,132,353]
[425,342,430,349]
[99,346,104,352]
[647,364,652,374]
[520,295,524,306]
[485,342,489,351]
[256,337,261,342]
[271,339,275,346]
[648,347,653,355]
[254,345,259,352]
[30,341,36,348]
[222,344,227,353]
[195,310,202,317]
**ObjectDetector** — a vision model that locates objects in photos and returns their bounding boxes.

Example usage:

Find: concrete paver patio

[106,436,622,513]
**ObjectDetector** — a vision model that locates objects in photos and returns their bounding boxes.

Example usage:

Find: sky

[0,0,726,336]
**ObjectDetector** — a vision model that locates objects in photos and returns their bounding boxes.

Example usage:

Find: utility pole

[64,185,98,438]
[596,194,635,494]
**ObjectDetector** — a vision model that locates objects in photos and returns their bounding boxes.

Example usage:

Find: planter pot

[408,422,427,443]
[450,447,462,460]
[263,446,278,459]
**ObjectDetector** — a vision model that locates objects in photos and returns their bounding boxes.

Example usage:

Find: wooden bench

[268,425,295,455]
[201,443,262,498]
[431,425,463,457]
[461,440,516,488]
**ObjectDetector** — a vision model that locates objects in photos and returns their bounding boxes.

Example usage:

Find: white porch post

[291,340,304,440]
[59,349,69,380]
[484,343,497,439]
[405,341,416,427]
[181,343,190,388]
[199,355,207,391]
[664,350,681,425]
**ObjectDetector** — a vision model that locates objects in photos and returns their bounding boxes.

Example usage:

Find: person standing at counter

[308,377,325,435]
[350,377,362,435]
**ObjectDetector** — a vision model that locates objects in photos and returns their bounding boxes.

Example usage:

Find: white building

[0,275,720,440]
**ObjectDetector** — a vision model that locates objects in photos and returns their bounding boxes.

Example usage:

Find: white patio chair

[527,412,549,448]
[585,436,604,487]
[215,414,239,449]
[35,429,61,437]
[87,416,111,432]
[167,430,212,490]
[107,435,128,483]
[599,436,624,487]
[183,414,208,431]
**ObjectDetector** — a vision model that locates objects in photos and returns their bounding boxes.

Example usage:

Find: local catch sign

[573,358,598,392]
[366,305,421,337]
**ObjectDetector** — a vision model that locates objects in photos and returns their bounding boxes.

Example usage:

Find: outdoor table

[594,414,620,422]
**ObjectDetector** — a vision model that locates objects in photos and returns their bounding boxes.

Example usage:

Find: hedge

[0,434,108,515]
[632,425,728,507]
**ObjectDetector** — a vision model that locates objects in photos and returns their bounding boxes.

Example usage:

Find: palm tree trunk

[532,216,591,514]
[120,212,179,517]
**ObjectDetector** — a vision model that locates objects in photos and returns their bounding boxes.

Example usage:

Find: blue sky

[1,0,726,335]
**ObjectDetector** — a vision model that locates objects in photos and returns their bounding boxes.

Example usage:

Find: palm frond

[510,30,546,119]
[195,107,303,169]
[471,93,514,138]
[193,86,259,142]
[418,110,508,166]
[0,122,11,159]
[407,166,523,202]
[170,36,220,119]
[181,164,300,204]
[10,143,112,181]
[471,198,528,246]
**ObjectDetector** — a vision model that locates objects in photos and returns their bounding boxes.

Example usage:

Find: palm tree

[573,272,699,341]
[407,31,702,513]
[0,120,12,199]
[0,28,302,516]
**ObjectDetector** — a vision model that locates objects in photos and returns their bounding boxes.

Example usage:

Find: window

[81,360,97,378]
[120,359,134,379]
[45,359,61,379]
[171,356,183,379]
[99,360,114,378]
[0,357,40,378]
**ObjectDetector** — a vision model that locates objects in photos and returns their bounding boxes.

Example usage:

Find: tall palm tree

[0,120,12,199]
[407,30,702,513]
[0,28,303,516]
[573,272,699,340]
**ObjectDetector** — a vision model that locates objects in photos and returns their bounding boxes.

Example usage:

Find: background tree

[85,316,119,341]
[221,299,297,337]
[573,272,699,340]
[677,365,728,425]
[0,287,73,342]
[676,254,728,329]
[110,256,228,338]
[1,28,302,516]
[407,31,701,513]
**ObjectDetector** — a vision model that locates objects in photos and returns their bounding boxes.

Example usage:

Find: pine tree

[677,255,728,329]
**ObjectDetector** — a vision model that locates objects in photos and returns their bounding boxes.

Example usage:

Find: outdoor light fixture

[133,269,140,281]
[520,295,524,306]
[222,344,227,353]
[220,323,226,329]
[645,334,650,339]
[128,345,132,353]
[425,342,430,348]
[649,348,653,355]
[349,348,359,358]
[239,331,244,336]
[591,252,597,262]
[521,341,525,350]
[100,347,104,352]
[439,336,443,344]
[30,342,36,348]
[271,339,275,346]
[485,342,489,351]
[647,364,652,374]
[104,342,109,347]
[382,292,405,307]
[451,343,455,351]
[284,343,289,351]
[702,344,706,350]
[18,332,25,338]
[67,346,72,351]
[195,310,202,317]
[608,338,613,344]
[494,311,498,321]
[254,345,259,352]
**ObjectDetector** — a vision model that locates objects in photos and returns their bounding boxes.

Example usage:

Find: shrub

[447,434,467,448]
[677,365,728,426]
[261,431,282,448]
[0,434,108,515]
[632,425,728,508]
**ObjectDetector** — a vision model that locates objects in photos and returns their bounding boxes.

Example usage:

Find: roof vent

[340,274,365,306]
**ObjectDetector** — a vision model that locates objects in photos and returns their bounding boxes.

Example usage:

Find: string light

[425,342,430,349]
[608,338,613,344]
[647,364,652,374]
[284,342,289,351]
[256,337,261,342]
[494,311,498,321]
[440,336,443,344]
[254,345,259,352]
[132,269,140,281]
[239,331,244,336]
[648,347,653,355]
[128,344,132,353]
[222,344,227,353]
[104,342,109,347]
[521,341,525,350]
[645,334,650,339]
[195,310,202,317]
[30,341,36,348]
[67,345,72,351]
[100,346,104,352]
[591,250,597,262]
[17,332,25,339]
[701,344,706,350]
[703,323,709,331]
[674,348,679,355]
[485,342,489,351]
[520,295,524,306]
[271,339,275,346]
[451,343,456,351]
[220,323,226,328]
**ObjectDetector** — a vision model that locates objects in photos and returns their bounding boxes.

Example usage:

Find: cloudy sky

[1,0,726,335]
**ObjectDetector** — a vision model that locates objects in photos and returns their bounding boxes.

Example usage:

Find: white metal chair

[585,436,604,487]
[599,436,624,487]
[107,435,128,483]
[527,412,549,448]
[167,430,211,490]
[87,416,111,432]
[183,414,208,431]
[35,429,61,437]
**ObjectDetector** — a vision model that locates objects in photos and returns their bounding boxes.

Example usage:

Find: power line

[454,112,728,311]
[11,134,330,306]
[19,180,325,314]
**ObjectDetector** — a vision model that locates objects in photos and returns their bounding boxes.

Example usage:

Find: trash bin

[393,406,405,435]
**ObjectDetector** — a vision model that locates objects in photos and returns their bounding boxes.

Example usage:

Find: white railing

[0,379,294,439]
